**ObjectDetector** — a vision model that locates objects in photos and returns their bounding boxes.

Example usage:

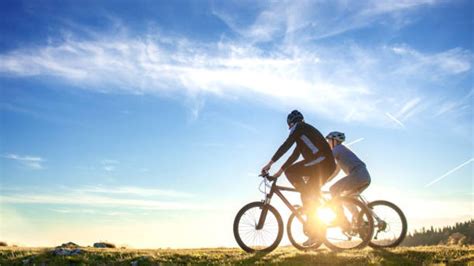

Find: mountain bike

[233,173,374,252]
[353,193,408,248]
[324,181,407,248]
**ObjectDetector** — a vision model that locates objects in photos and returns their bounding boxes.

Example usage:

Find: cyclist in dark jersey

[261,110,336,246]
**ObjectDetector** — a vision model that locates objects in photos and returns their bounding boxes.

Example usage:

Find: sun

[317,207,337,225]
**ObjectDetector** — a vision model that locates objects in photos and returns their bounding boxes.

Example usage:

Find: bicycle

[233,173,375,252]
[352,192,408,248]
[317,183,407,249]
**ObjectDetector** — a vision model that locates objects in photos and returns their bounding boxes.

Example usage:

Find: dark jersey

[271,122,334,170]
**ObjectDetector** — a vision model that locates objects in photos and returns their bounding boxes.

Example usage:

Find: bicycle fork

[256,184,275,230]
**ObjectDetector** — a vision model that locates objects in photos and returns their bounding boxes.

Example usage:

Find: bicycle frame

[354,194,383,223]
[257,179,315,229]
[336,189,384,225]
[256,177,369,230]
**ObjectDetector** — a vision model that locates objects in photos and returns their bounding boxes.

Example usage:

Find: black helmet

[287,110,304,126]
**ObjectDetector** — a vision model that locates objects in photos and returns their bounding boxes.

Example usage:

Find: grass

[0,245,472,265]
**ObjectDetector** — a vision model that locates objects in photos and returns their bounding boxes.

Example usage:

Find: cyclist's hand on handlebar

[258,171,275,181]
[261,160,274,174]
[261,165,271,174]
[259,169,283,182]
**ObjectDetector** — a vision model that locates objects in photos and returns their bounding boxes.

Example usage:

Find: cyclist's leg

[303,160,335,237]
[303,158,335,203]
[329,174,356,227]
[330,166,371,197]
[303,174,323,238]
[330,167,371,225]
[285,161,322,237]
[285,161,307,192]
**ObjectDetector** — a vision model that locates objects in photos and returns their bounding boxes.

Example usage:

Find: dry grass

[0,245,472,265]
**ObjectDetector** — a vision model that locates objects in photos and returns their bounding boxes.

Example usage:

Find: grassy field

[0,245,473,265]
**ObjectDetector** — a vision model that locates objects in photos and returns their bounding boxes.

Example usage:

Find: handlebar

[259,172,277,182]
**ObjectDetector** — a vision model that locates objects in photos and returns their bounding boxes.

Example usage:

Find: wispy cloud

[101,159,118,172]
[76,185,193,198]
[50,208,97,214]
[396,97,422,121]
[425,158,474,187]
[213,0,442,42]
[1,154,45,169]
[435,89,473,117]
[1,185,203,210]
[385,112,405,128]
[390,45,472,76]
[0,193,204,210]
[0,2,471,128]
[346,138,365,146]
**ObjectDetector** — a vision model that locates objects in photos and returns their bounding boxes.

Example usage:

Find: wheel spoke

[235,204,282,251]
[368,202,406,247]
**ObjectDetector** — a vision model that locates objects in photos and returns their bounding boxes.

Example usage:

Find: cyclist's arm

[271,132,297,163]
[262,125,298,174]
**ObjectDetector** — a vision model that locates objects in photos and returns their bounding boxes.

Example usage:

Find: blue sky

[0,0,472,248]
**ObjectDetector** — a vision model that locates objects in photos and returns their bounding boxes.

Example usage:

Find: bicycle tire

[323,196,374,251]
[233,201,284,253]
[368,200,407,248]
[287,205,323,251]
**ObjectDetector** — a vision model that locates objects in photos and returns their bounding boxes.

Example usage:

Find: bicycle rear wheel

[322,197,374,251]
[233,201,283,253]
[368,200,407,248]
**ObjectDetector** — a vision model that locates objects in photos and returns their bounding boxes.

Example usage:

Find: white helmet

[326,131,345,143]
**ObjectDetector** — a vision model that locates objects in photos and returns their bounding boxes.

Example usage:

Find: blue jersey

[332,144,366,175]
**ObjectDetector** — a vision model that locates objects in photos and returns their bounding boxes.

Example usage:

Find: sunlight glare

[317,207,336,225]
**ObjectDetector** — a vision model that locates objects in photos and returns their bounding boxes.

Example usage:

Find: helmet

[326,131,345,143]
[287,110,304,126]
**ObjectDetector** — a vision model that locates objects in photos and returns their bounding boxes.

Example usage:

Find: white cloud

[2,153,45,169]
[0,185,204,210]
[0,35,470,127]
[435,89,473,117]
[396,97,422,121]
[76,185,193,198]
[101,159,118,172]
[364,0,439,15]
[213,0,443,42]
[390,45,472,76]
[50,208,97,214]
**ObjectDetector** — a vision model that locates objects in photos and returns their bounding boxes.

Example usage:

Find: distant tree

[401,219,473,246]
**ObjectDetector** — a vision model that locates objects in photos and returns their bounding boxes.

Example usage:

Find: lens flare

[317,207,337,225]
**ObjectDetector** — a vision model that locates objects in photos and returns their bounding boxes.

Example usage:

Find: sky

[0,0,472,248]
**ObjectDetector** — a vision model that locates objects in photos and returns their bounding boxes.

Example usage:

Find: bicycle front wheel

[368,200,407,248]
[322,197,374,251]
[287,205,322,251]
[233,201,283,253]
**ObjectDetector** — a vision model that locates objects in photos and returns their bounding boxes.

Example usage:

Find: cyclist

[261,110,336,246]
[325,132,371,231]
[325,131,371,198]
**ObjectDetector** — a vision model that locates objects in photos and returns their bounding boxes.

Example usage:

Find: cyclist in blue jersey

[261,110,336,246]
[325,131,371,231]
[325,131,371,198]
